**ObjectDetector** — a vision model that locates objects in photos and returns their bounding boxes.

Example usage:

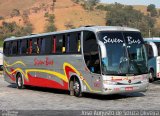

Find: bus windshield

[98,31,148,76]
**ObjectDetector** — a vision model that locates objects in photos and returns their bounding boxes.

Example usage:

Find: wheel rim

[73,81,80,93]
[149,71,154,80]
[18,76,22,87]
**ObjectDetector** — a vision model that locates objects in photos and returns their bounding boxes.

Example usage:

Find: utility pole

[149,28,151,37]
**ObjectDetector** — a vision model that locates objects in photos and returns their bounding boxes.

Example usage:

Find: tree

[0,16,4,20]
[147,4,157,17]
[10,9,20,17]
[147,4,156,12]
[83,0,100,10]
[106,3,156,37]
[72,0,79,4]
[0,21,33,40]
[158,9,160,16]
[64,21,75,29]
[45,14,57,32]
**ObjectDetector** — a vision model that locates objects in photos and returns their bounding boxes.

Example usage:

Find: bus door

[83,31,102,91]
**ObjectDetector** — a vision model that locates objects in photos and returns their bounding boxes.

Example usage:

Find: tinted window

[99,32,128,75]
[56,35,63,53]
[21,39,27,55]
[145,44,154,59]
[83,31,101,74]
[155,42,160,56]
[68,32,81,53]
[12,41,18,55]
[4,42,10,55]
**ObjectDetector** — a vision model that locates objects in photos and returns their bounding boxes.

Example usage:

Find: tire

[149,69,155,82]
[69,80,74,96]
[16,73,24,89]
[73,78,82,97]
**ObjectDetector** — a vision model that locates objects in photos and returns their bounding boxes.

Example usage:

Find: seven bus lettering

[34,57,54,66]
[127,36,141,44]
[103,36,123,44]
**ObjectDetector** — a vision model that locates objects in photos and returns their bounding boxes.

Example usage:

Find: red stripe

[24,73,68,90]
[53,38,56,53]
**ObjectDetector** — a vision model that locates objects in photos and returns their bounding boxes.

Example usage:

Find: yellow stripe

[4,60,26,67]
[63,62,101,92]
[25,69,68,83]
[4,60,101,93]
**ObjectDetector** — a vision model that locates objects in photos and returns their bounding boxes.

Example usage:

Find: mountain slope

[0,0,159,34]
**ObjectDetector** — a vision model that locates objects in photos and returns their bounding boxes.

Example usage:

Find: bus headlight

[103,80,117,85]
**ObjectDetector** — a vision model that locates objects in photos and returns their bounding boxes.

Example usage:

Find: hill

[0,0,106,33]
[0,0,159,34]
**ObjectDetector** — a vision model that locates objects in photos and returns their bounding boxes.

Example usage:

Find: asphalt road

[0,75,160,111]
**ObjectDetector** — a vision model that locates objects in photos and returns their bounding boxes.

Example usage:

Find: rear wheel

[16,73,24,89]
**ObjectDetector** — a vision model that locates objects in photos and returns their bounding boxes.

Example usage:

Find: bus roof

[144,37,160,42]
[4,26,140,41]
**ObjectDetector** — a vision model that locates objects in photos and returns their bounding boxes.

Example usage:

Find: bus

[3,26,149,97]
[0,48,3,70]
[144,37,160,82]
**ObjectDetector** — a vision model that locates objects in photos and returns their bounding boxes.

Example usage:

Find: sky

[101,0,160,8]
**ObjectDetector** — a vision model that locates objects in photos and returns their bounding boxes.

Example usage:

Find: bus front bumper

[101,82,149,95]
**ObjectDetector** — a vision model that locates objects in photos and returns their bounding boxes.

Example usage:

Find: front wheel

[70,78,82,97]
[16,73,24,89]
[149,70,156,82]
[73,78,82,97]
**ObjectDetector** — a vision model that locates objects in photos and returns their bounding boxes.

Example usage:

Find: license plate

[125,87,133,91]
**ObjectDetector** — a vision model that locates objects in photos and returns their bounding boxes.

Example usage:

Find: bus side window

[10,42,13,55]
[52,36,56,53]
[78,33,81,53]
[45,36,52,54]
[67,32,81,53]
[4,42,10,56]
[19,40,22,55]
[38,36,52,54]
[32,38,39,54]
[27,39,32,54]
[145,44,154,60]
[40,38,45,54]
[56,35,63,53]
[37,38,42,53]
[12,41,18,55]
[21,40,27,55]
[69,33,77,53]
[83,31,101,74]
[63,35,66,53]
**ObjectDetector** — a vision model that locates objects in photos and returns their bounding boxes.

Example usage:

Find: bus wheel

[149,69,155,82]
[69,80,74,96]
[16,73,24,89]
[73,78,82,97]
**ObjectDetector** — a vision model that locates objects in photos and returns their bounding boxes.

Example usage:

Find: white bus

[3,26,149,97]
[144,37,160,82]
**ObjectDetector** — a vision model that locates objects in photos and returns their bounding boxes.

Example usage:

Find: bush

[64,21,75,29]
[45,14,57,32]
[106,3,157,37]
[0,16,4,20]
[147,4,157,17]
[10,9,20,17]
[83,0,100,10]
[0,21,33,40]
